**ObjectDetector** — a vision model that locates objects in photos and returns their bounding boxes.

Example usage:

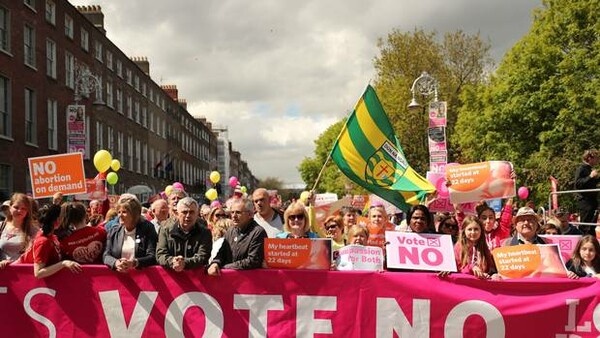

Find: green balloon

[106,172,118,185]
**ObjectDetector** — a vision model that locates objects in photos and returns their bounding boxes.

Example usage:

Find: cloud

[69,0,540,184]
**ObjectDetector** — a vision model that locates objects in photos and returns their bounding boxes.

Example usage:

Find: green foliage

[453,0,600,207]
[257,177,284,190]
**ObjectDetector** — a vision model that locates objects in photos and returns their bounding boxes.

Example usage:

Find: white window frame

[0,6,10,53]
[25,88,36,145]
[47,98,57,150]
[106,79,113,108]
[81,28,89,52]
[106,50,113,70]
[95,121,103,151]
[64,14,73,39]
[46,38,56,78]
[45,0,55,25]
[94,40,102,62]
[24,24,35,67]
[116,87,123,114]
[0,75,11,138]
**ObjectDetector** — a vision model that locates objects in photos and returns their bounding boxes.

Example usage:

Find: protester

[88,199,102,219]
[541,218,562,235]
[57,202,107,264]
[207,198,267,275]
[167,189,187,219]
[52,192,63,206]
[156,197,212,271]
[440,216,495,279]
[99,208,118,228]
[340,206,359,235]
[476,199,513,250]
[149,199,169,234]
[0,193,38,268]
[209,218,233,264]
[207,206,228,230]
[200,204,211,223]
[437,214,459,244]
[17,204,81,278]
[276,201,317,239]
[346,225,369,245]
[366,204,395,249]
[252,188,284,238]
[574,149,600,231]
[405,204,435,233]
[103,196,157,272]
[566,235,600,279]
[555,208,584,235]
[104,193,139,232]
[503,207,546,245]
[323,215,345,251]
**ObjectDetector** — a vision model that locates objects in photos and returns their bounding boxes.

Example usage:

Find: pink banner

[2,265,600,337]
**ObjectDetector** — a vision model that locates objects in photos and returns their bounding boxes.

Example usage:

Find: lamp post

[408,71,439,111]
[74,62,104,105]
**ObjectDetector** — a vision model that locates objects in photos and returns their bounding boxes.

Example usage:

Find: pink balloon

[517,186,529,200]
[172,182,184,191]
[210,200,221,208]
[229,176,238,188]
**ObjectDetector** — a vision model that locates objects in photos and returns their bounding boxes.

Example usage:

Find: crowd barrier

[1,265,599,337]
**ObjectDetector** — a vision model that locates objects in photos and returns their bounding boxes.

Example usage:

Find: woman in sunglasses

[275,201,318,239]
[323,215,345,251]
[207,206,228,231]
[437,215,459,244]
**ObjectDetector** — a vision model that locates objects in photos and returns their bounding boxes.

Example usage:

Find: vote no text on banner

[28,152,86,199]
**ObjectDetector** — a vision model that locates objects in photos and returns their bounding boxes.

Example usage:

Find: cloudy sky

[69,0,540,186]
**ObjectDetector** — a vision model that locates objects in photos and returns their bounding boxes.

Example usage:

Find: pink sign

[428,101,447,128]
[2,266,600,336]
[385,232,457,271]
[428,127,447,152]
[540,235,582,263]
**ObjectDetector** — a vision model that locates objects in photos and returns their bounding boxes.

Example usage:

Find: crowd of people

[0,173,599,281]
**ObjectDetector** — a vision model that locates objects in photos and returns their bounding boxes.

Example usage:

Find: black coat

[103,219,158,269]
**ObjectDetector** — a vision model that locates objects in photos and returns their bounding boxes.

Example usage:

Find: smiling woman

[276,201,317,239]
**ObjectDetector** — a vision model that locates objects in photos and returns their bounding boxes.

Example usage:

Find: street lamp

[408,71,439,111]
[74,62,104,105]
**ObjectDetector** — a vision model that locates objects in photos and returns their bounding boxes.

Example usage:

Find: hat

[556,207,569,216]
[1,200,9,211]
[514,207,537,220]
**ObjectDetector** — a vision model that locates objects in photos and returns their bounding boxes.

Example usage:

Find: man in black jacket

[207,198,267,276]
[156,197,212,271]
[574,149,600,232]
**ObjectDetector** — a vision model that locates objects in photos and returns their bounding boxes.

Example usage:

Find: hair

[475,201,494,218]
[323,215,343,229]
[176,197,198,211]
[88,214,104,227]
[583,149,598,162]
[340,206,359,217]
[117,197,142,225]
[212,218,233,240]
[347,225,368,239]
[406,204,434,232]
[283,201,310,233]
[437,215,458,234]
[104,208,118,222]
[38,204,62,236]
[231,198,254,214]
[59,202,87,231]
[570,235,600,272]
[542,217,562,234]
[208,206,226,225]
[6,193,34,250]
[457,216,494,273]
[368,205,388,223]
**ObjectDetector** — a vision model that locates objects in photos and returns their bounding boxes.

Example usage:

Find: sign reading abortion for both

[2,265,600,337]
[27,152,87,199]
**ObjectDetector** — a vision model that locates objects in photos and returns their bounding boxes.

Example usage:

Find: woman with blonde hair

[0,193,38,268]
[276,201,317,238]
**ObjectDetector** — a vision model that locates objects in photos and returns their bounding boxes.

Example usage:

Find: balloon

[240,186,247,193]
[93,150,112,173]
[110,159,121,172]
[172,182,184,191]
[229,176,238,188]
[210,200,221,208]
[436,178,449,198]
[165,185,173,196]
[300,191,310,202]
[209,171,221,184]
[517,186,529,200]
[205,188,218,201]
[106,172,118,185]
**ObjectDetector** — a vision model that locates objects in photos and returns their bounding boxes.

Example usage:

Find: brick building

[0,1,256,202]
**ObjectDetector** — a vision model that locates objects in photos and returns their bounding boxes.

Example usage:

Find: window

[106,80,113,108]
[127,135,133,171]
[25,88,36,145]
[0,76,10,137]
[46,39,56,78]
[64,14,73,39]
[81,28,89,51]
[135,139,141,173]
[134,100,140,123]
[134,75,139,91]
[142,83,146,97]
[107,126,113,151]
[0,164,11,198]
[106,50,113,70]
[117,131,123,162]
[47,99,57,150]
[0,7,10,52]
[94,41,102,62]
[65,52,74,88]
[142,106,147,128]
[126,69,132,85]
[95,121,103,150]
[24,24,35,67]
[24,0,35,10]
[126,95,132,119]
[116,59,122,78]
[116,88,122,114]
[45,0,55,25]
[142,143,148,175]
[149,111,154,132]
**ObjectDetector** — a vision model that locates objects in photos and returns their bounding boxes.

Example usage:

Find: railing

[548,188,600,227]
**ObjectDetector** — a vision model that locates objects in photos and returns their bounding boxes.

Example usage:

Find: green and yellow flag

[331,85,435,212]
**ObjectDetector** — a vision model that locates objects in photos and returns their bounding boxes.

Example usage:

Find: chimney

[76,5,106,34]
[131,56,150,76]
[161,85,178,101]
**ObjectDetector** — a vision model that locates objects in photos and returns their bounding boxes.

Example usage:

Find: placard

[428,101,447,128]
[428,127,447,153]
[385,231,457,272]
[492,244,567,279]
[28,152,86,199]
[66,105,87,155]
[75,178,107,201]
[335,245,384,271]
[539,235,582,263]
[447,161,516,204]
[264,238,331,270]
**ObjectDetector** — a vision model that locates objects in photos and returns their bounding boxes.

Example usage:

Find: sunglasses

[326,223,340,230]
[215,214,228,219]
[289,214,305,221]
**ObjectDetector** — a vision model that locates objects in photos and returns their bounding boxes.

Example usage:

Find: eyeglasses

[289,214,305,221]
[326,223,340,230]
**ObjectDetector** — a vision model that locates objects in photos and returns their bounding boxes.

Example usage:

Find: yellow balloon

[106,172,118,185]
[93,150,112,173]
[205,188,218,201]
[300,191,310,202]
[110,159,121,172]
[165,185,173,196]
[209,171,221,184]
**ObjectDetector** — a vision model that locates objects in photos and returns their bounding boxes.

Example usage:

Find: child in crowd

[541,217,562,235]
[440,216,495,279]
[566,235,600,279]
[17,204,81,278]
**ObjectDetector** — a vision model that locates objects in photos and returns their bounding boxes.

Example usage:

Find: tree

[257,177,284,191]
[453,0,600,207]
